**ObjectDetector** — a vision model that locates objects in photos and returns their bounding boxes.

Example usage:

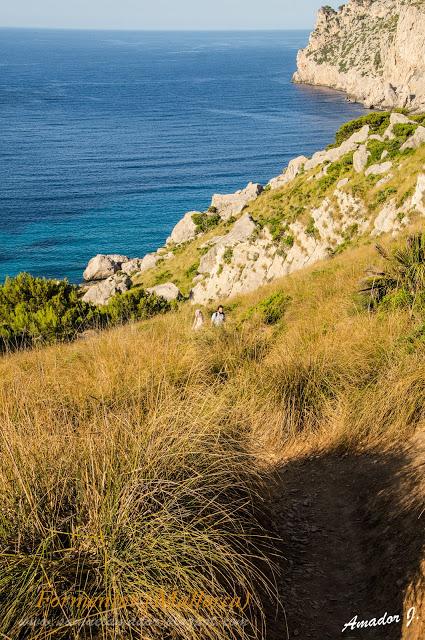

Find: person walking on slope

[211,305,225,327]
[192,309,204,331]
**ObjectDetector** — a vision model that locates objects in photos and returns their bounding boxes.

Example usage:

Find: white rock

[211,182,263,221]
[198,214,256,274]
[166,211,198,245]
[353,145,370,173]
[390,112,414,125]
[400,126,425,151]
[372,200,407,237]
[121,254,159,275]
[83,254,128,281]
[146,282,181,301]
[411,174,425,214]
[376,175,393,188]
[269,156,307,189]
[304,126,369,171]
[337,178,349,188]
[365,161,393,177]
[82,273,132,305]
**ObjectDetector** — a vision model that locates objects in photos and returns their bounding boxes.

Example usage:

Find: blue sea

[0,29,367,282]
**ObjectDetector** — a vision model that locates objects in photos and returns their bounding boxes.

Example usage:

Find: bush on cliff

[0,273,171,350]
[332,112,390,147]
[360,233,425,313]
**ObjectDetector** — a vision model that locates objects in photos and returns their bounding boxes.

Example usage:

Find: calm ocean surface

[0,29,367,282]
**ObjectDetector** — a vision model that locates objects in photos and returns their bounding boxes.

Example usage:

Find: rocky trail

[266,444,425,640]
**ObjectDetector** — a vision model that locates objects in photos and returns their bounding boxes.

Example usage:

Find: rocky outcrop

[82,273,131,305]
[365,161,393,177]
[83,254,129,281]
[211,182,263,221]
[269,156,308,190]
[166,212,198,245]
[146,282,182,301]
[304,126,369,171]
[293,0,425,112]
[82,115,425,308]
[121,254,159,275]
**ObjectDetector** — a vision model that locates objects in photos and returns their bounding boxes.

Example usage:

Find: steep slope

[119,111,425,305]
[293,0,425,111]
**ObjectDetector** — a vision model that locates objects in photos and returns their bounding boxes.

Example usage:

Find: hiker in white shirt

[211,305,225,327]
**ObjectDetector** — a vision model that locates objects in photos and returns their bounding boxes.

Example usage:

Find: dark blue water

[0,29,367,282]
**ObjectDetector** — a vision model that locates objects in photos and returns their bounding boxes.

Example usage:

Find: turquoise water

[0,29,367,282]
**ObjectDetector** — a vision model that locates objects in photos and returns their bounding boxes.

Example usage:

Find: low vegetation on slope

[0,226,424,637]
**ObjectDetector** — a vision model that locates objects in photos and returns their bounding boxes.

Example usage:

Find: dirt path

[266,448,424,640]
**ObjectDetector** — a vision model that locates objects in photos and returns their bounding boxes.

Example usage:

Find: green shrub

[192,212,221,233]
[0,273,100,349]
[360,234,425,313]
[332,112,390,147]
[245,290,291,325]
[101,287,171,325]
[223,247,234,264]
[0,274,171,351]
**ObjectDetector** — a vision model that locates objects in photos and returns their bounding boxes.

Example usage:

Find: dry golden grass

[0,228,424,638]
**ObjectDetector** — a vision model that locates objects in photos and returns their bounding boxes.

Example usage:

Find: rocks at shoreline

[83,254,129,281]
[293,0,425,112]
[82,273,132,306]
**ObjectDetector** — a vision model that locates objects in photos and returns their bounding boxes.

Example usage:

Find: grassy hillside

[0,225,424,637]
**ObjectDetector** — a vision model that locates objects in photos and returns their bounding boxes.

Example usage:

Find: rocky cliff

[82,111,425,307]
[293,0,425,112]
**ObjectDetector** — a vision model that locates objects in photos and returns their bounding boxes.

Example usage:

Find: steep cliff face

[293,0,425,112]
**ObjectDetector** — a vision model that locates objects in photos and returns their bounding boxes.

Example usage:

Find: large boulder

[411,174,425,215]
[268,156,308,190]
[365,161,393,177]
[166,212,199,245]
[121,254,158,275]
[211,182,263,221]
[83,254,128,281]
[146,282,182,301]
[82,273,131,306]
[353,145,370,173]
[304,126,370,171]
[198,214,256,274]
[401,126,425,151]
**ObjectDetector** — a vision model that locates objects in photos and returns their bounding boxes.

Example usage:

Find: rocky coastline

[293,0,425,112]
[81,112,425,307]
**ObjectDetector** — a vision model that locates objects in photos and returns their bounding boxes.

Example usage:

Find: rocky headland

[293,0,425,112]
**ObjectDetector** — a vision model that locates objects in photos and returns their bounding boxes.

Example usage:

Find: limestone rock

[365,161,393,177]
[146,282,182,301]
[166,211,198,245]
[411,174,425,215]
[372,200,407,237]
[121,255,156,275]
[400,126,425,151]
[198,214,256,275]
[304,126,369,171]
[269,156,307,190]
[82,273,132,306]
[353,145,370,173]
[211,182,263,221]
[83,254,128,281]
[293,0,425,112]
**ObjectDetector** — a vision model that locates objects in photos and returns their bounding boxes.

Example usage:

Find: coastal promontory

[293,0,425,112]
